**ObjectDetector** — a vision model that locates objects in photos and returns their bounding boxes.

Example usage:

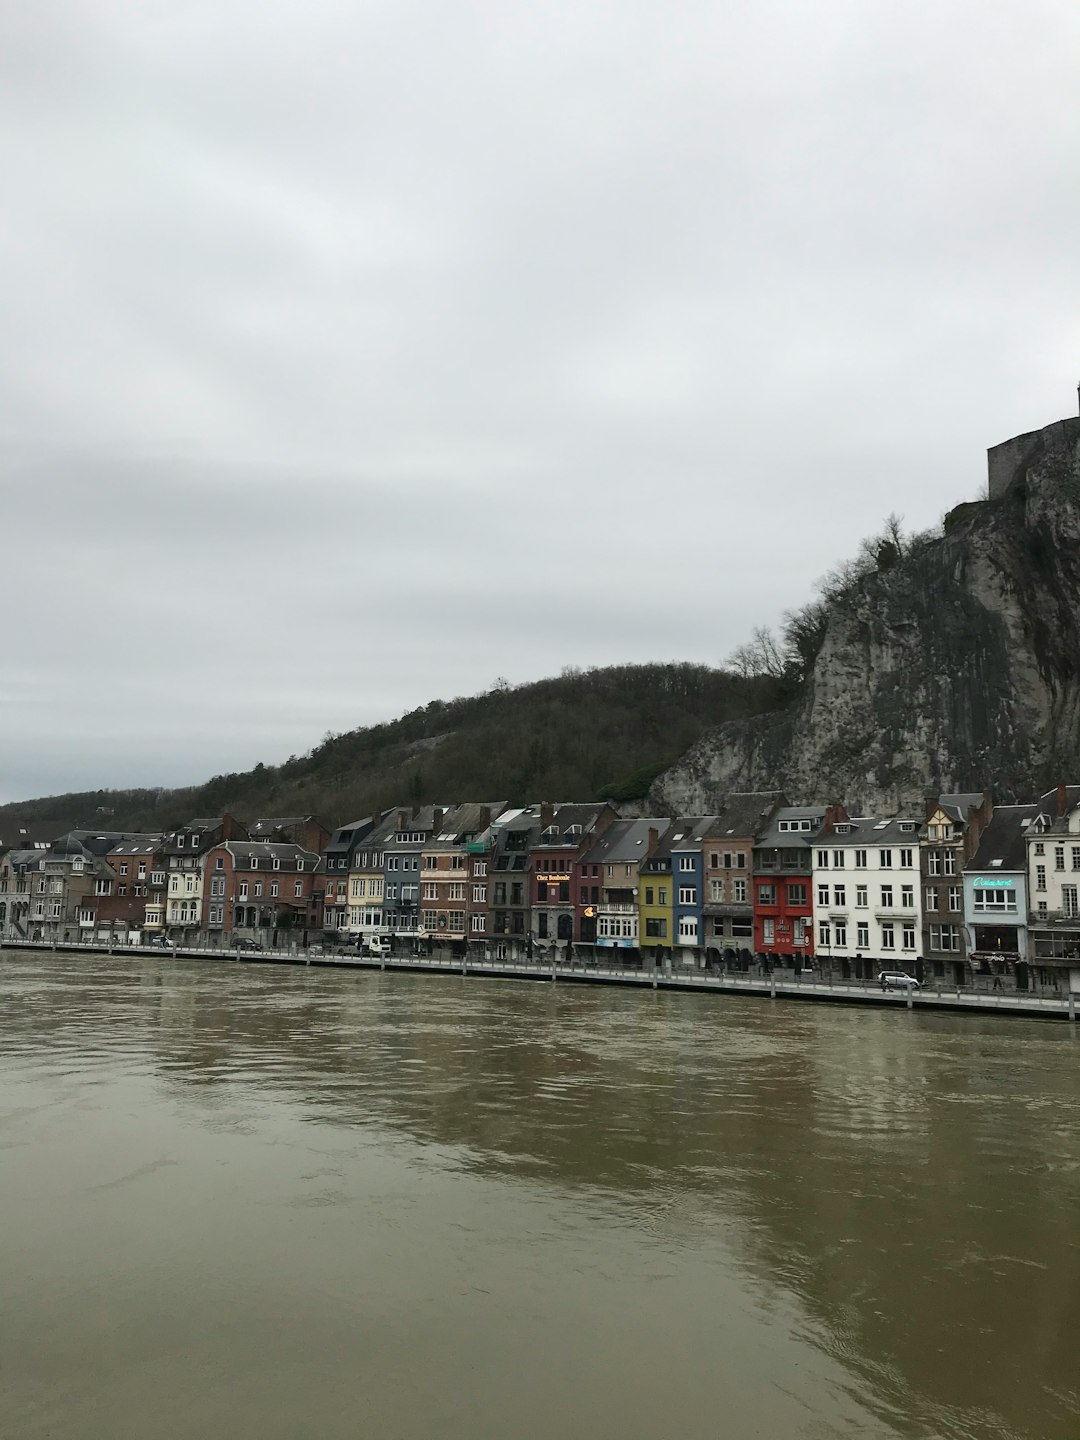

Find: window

[787,883,807,907]
[881,923,895,949]
[422,883,438,901]
[948,886,962,912]
[474,861,487,877]
[176,836,185,848]
[856,885,867,908]
[930,923,960,952]
[924,886,938,910]
[449,883,466,901]
[678,856,694,872]
[678,887,696,905]
[645,918,667,938]
[819,922,831,947]
[757,883,776,905]
[880,885,893,908]
[190,835,200,848]
[817,884,830,907]
[1063,886,1079,919]
[879,850,892,869]
[471,914,486,932]
[832,850,845,868]
[816,850,829,868]
[943,852,956,876]
[1034,842,1044,855]
[856,922,869,948]
[251,857,259,869]
[973,886,1017,912]
[709,879,724,902]
[449,911,466,932]
[119,862,128,876]
[928,850,942,876]
[793,918,807,946]
[678,917,698,941]
[709,852,720,869]
[763,919,774,945]
[271,882,279,897]
[737,852,746,868]
[902,924,916,949]
[239,883,248,899]
[117,885,127,897]
[901,884,914,907]
[1055,846,1065,871]
[658,888,668,905]
[899,848,913,868]
[273,858,281,871]
[1036,865,1046,891]
[733,879,747,903]
[386,856,399,871]
[854,850,867,869]
[834,923,847,947]
[472,885,486,903]
[833,884,846,907]
[294,881,303,897]
[1072,847,1080,871]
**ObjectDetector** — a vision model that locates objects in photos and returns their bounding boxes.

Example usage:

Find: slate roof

[755,806,829,848]
[824,816,922,847]
[581,818,670,866]
[965,804,1040,873]
[224,841,320,871]
[934,793,986,826]
[710,792,786,839]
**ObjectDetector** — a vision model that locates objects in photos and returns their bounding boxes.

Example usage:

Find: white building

[811,816,923,981]
[1026,786,1080,992]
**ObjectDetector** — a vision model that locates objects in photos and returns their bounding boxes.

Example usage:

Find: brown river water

[1,948,1078,1440]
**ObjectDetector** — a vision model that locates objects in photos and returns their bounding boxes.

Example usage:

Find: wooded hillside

[1,663,786,832]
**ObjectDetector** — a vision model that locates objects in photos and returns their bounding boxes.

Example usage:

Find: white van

[879,970,919,991]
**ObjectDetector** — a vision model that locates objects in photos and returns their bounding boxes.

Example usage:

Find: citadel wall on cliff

[653,415,1080,815]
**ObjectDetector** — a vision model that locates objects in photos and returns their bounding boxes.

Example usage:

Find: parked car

[879,970,920,991]
[149,935,175,949]
[233,938,262,952]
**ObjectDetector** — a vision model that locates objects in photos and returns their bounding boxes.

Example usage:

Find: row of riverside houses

[2,789,1080,993]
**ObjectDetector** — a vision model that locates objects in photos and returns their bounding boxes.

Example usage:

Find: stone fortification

[654,415,1080,814]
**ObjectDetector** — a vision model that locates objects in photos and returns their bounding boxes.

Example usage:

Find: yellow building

[637,848,673,953]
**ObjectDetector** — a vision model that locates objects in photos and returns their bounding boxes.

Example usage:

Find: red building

[202,840,321,940]
[753,805,843,966]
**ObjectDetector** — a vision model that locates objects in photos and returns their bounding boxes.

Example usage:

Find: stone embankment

[4,939,1076,1022]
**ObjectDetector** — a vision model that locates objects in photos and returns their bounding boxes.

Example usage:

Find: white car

[879,970,919,991]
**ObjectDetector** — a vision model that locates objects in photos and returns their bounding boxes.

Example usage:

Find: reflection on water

[1,949,1078,1440]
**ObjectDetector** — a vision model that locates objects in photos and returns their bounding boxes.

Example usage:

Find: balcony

[600,902,637,914]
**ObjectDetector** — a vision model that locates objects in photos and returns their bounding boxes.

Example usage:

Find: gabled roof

[965,804,1039,874]
[709,791,786,839]
[581,818,669,866]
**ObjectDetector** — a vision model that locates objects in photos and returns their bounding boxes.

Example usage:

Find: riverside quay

[3,788,1080,1000]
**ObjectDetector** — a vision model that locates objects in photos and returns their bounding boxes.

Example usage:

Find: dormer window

[273,858,281,870]
[177,836,185,848]
[216,857,224,870]
[251,857,258,869]
[191,835,200,847]
[297,860,305,872]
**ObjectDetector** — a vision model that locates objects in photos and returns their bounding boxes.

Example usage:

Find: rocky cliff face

[654,416,1080,814]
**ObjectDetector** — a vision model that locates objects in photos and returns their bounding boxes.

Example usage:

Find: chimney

[477,806,491,832]
[540,803,554,830]
[647,826,659,854]
[1057,781,1068,817]
[221,812,239,841]
[432,807,444,833]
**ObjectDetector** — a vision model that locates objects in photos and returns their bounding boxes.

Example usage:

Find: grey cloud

[3,0,1079,800]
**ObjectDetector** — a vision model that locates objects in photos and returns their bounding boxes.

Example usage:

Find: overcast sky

[3,0,1079,803]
